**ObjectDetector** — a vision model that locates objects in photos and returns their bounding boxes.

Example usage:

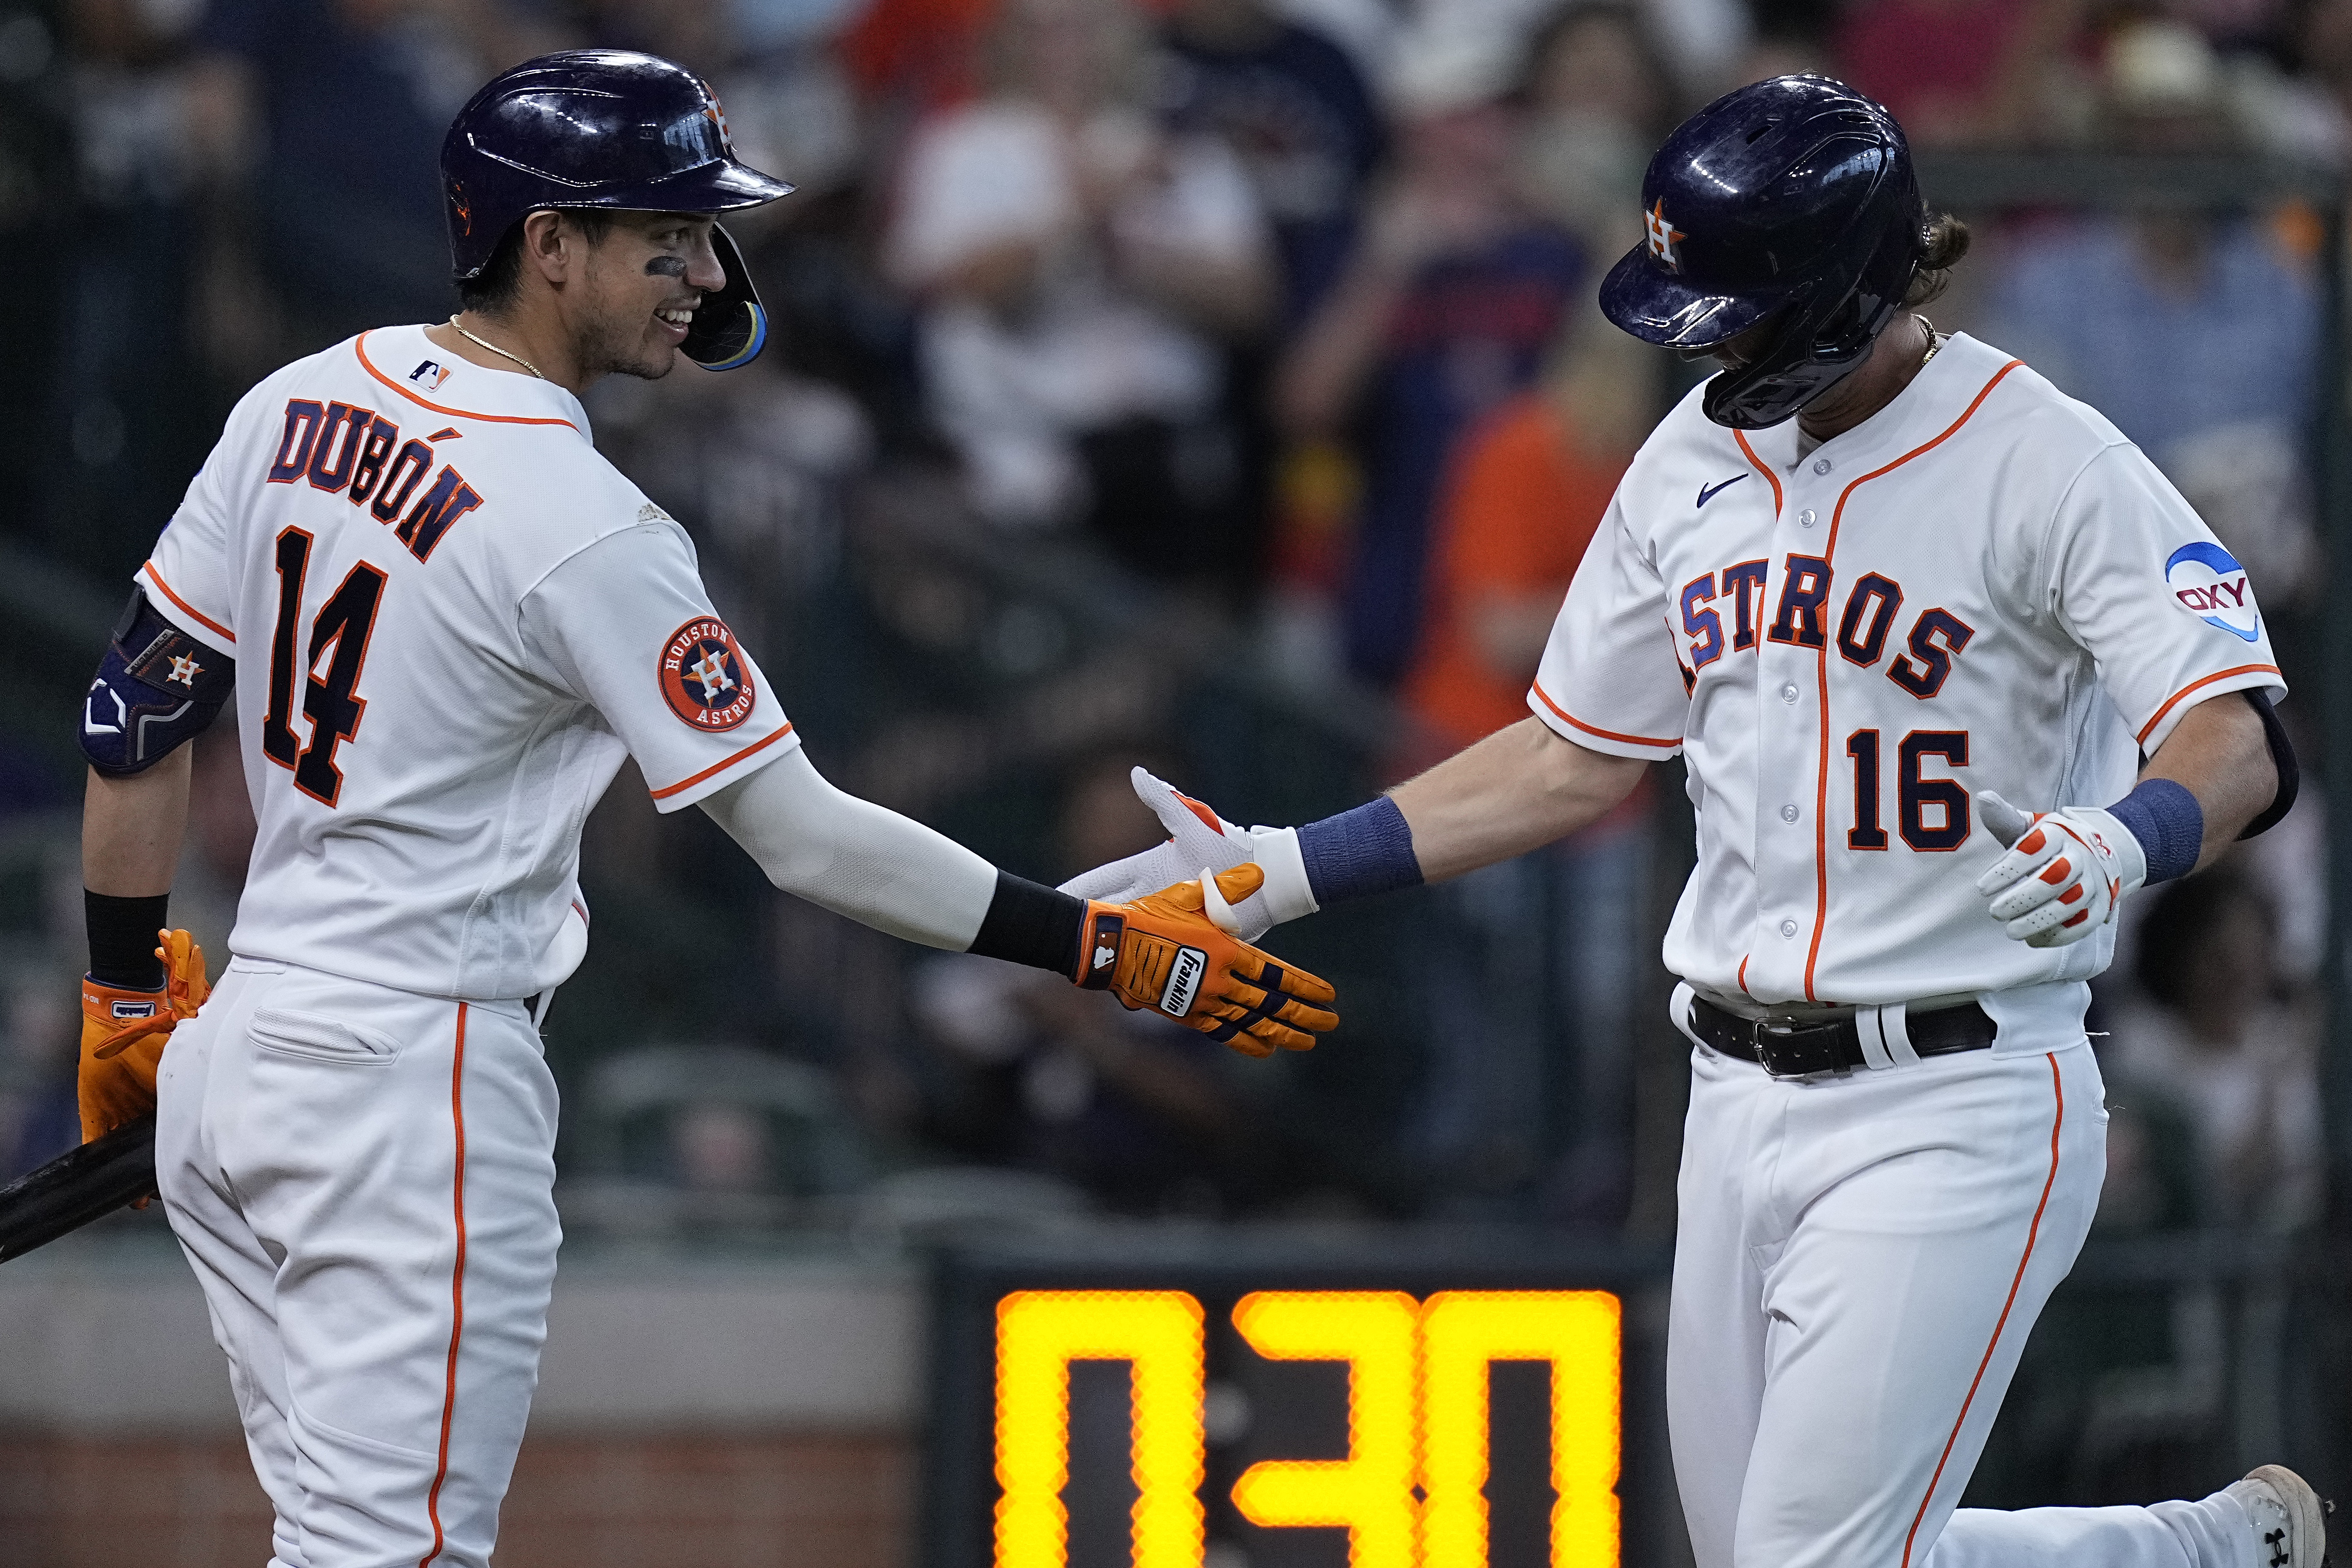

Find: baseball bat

[0,1112,158,1264]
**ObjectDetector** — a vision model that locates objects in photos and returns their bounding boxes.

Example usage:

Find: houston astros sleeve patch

[660,616,757,731]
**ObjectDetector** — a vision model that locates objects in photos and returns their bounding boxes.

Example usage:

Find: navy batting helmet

[441,50,794,370]
[1599,75,1928,429]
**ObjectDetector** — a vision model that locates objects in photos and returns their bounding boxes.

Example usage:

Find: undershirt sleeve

[699,748,1000,951]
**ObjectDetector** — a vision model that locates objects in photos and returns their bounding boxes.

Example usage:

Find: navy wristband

[2107,778,2202,886]
[1297,795,1424,905]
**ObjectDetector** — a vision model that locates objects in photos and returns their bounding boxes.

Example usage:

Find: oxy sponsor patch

[659,616,757,731]
[2164,541,2261,643]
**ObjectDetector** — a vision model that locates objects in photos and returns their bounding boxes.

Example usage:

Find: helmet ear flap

[681,224,768,370]
[1808,288,1878,361]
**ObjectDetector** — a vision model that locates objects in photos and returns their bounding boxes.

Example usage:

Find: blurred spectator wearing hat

[1157,0,1386,328]
[2100,867,2321,1231]
[1983,20,2322,606]
[1149,0,1388,629]
[885,0,1277,579]
[1274,23,1584,689]
[1512,1,1680,251]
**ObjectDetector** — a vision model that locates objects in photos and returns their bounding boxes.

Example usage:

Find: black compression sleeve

[967,871,1087,980]
[86,890,168,990]
[2237,689,2298,839]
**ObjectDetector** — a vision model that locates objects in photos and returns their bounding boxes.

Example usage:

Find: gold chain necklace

[1918,314,1943,367]
[448,315,547,380]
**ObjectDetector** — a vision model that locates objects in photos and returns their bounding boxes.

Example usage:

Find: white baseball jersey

[140,324,801,1000]
[1530,332,2283,1008]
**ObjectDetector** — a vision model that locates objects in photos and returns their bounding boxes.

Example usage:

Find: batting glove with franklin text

[1058,768,1318,944]
[1078,865,1338,1057]
[1975,793,2147,948]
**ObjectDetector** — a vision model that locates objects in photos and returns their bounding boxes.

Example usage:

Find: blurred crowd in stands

[0,0,2336,1254]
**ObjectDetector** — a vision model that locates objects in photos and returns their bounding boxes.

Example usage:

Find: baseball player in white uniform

[71,51,1337,1568]
[1067,77,2325,1567]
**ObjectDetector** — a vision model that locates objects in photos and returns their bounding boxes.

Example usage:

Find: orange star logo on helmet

[1645,199,1686,269]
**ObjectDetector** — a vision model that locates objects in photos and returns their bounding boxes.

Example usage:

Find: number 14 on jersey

[261,527,385,807]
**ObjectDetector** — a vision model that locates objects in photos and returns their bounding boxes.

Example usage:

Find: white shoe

[2226,1465,2330,1568]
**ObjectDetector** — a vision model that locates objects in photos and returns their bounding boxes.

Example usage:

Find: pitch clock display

[989,1288,1624,1568]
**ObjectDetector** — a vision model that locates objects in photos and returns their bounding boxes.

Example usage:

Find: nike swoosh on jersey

[1697,474,1750,508]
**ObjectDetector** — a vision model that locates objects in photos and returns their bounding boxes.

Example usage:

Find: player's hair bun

[1906,213,1971,309]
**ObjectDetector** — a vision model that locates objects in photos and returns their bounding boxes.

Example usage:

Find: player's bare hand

[78,929,211,1145]
[1078,865,1339,1056]
[1973,793,2145,948]
[1058,768,1316,943]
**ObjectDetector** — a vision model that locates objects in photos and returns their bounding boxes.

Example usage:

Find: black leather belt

[1690,995,1995,1078]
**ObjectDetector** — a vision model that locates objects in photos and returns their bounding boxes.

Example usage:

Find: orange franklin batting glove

[78,928,209,1144]
[1077,865,1339,1058]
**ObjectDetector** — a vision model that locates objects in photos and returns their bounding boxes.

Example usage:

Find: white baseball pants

[156,958,561,1568]
[1669,1001,2261,1568]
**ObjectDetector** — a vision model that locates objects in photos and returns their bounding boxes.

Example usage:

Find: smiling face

[566,210,729,381]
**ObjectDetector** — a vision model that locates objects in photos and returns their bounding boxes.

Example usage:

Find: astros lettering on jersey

[1530,332,2284,1008]
[140,326,801,1000]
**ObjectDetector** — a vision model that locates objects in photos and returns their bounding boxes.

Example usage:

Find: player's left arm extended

[1058,717,1649,940]
[1976,690,2292,948]
[699,752,1338,1057]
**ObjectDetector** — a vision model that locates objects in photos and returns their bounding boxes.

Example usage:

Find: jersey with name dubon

[139,325,801,1000]
[1530,333,2283,1008]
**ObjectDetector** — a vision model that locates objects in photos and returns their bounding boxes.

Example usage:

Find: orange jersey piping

[1732,430,1784,516]
[1900,1052,2064,1568]
[142,563,235,644]
[1801,359,2024,1001]
[2134,663,2281,746]
[355,333,583,434]
[1529,678,1681,752]
[418,1003,470,1568]
[647,722,798,801]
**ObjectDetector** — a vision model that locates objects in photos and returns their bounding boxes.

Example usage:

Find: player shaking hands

[74,50,1331,1568]
[1069,74,2321,1568]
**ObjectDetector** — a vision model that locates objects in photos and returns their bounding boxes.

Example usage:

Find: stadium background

[0,0,2348,1562]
